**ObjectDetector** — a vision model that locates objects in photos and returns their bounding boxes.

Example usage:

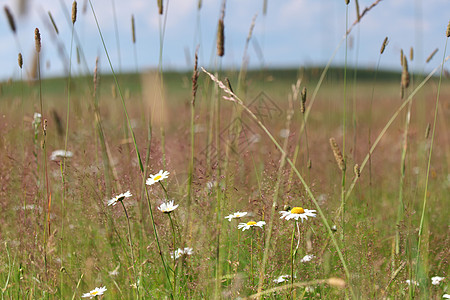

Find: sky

[0,0,449,80]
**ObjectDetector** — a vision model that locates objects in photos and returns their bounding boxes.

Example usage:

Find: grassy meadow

[0,1,449,299]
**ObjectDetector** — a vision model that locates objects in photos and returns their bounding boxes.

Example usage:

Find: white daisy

[431,276,445,285]
[443,294,450,299]
[171,247,194,259]
[50,150,74,161]
[82,286,107,298]
[406,279,419,286]
[171,248,184,259]
[107,191,132,206]
[300,254,315,263]
[183,247,194,256]
[146,170,170,186]
[273,274,295,283]
[279,207,316,222]
[158,200,179,213]
[225,211,248,221]
[237,220,266,231]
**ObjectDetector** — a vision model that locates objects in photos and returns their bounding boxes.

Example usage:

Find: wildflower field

[0,0,449,299]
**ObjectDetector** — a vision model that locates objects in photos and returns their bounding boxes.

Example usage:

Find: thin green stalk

[2,242,12,297]
[343,57,449,204]
[111,0,121,71]
[290,223,296,297]
[415,34,448,290]
[168,213,177,297]
[395,93,412,256]
[157,0,170,170]
[60,19,76,299]
[250,229,254,288]
[87,0,172,294]
[341,1,349,242]
[119,200,138,298]
[202,69,355,298]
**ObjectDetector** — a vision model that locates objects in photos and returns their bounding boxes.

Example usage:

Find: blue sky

[0,0,449,80]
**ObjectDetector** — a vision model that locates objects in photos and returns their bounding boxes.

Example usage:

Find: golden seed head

[401,69,410,89]
[446,20,450,37]
[345,0,350,5]
[426,48,438,63]
[300,86,307,113]
[329,138,346,171]
[157,0,163,15]
[354,164,360,178]
[380,37,388,54]
[18,53,23,69]
[4,6,16,34]
[401,56,410,89]
[131,15,136,44]
[34,28,41,53]
[217,19,225,57]
[409,47,414,61]
[71,1,77,24]
[400,49,404,67]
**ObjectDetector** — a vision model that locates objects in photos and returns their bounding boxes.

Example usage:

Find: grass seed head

[71,1,77,24]
[401,56,410,89]
[4,6,16,34]
[48,11,59,34]
[18,53,23,69]
[426,48,438,63]
[157,0,163,15]
[217,19,225,57]
[300,87,307,113]
[447,20,450,37]
[380,37,388,54]
[409,47,414,61]
[93,57,99,97]
[329,138,346,171]
[425,123,431,139]
[131,15,136,44]
[354,164,360,178]
[400,49,404,67]
[191,47,199,105]
[35,28,41,53]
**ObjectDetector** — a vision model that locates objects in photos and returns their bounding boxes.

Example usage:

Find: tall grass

[0,1,448,299]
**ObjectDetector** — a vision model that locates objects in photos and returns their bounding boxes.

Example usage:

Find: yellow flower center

[154,175,162,181]
[91,291,98,295]
[291,207,305,214]
[247,221,257,226]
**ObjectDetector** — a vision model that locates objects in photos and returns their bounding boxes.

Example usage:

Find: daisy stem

[250,229,254,289]
[159,181,169,200]
[290,222,296,297]
[119,200,138,298]
[168,213,177,296]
